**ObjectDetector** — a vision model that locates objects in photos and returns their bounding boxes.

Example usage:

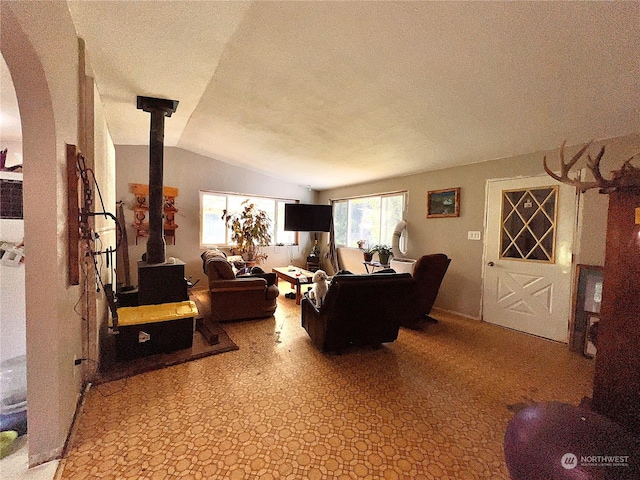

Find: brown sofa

[202,250,279,322]
[301,272,421,352]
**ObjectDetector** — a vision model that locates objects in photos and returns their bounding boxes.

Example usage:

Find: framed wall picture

[427,187,460,218]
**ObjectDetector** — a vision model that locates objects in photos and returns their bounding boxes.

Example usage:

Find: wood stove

[114,96,194,361]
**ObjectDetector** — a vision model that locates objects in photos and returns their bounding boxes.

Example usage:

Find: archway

[1,3,67,467]
[0,49,28,453]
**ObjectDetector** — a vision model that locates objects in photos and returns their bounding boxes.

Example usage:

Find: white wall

[115,146,316,286]
[319,133,639,319]
[0,1,112,465]
[1,1,80,465]
[116,132,639,321]
[0,133,25,365]
[0,171,25,363]
[89,79,117,380]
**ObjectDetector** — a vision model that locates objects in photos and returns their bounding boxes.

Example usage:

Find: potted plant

[363,248,374,262]
[357,240,374,262]
[371,244,393,266]
[222,200,272,264]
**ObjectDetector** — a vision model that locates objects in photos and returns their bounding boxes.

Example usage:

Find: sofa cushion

[237,272,277,286]
[202,249,235,280]
[211,258,235,280]
[374,268,396,274]
[201,248,226,268]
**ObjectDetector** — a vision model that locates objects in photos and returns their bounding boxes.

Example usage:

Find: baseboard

[23,386,88,468]
[54,383,91,469]
[431,307,481,321]
[28,446,62,470]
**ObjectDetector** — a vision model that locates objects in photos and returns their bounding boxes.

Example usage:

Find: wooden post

[591,190,640,434]
[66,144,79,285]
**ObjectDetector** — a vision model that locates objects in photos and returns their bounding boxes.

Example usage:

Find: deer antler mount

[543,141,640,194]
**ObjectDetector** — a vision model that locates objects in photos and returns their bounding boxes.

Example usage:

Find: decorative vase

[363,252,373,262]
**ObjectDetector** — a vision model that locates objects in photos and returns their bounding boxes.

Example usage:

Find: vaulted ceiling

[4,2,640,190]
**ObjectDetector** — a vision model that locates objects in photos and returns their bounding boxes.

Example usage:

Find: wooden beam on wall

[67,143,80,285]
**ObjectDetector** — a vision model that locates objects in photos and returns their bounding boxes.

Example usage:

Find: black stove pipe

[136,96,178,264]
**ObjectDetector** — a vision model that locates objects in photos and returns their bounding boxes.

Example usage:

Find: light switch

[468,231,481,240]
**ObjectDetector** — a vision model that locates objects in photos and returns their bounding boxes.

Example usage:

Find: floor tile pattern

[57,287,594,479]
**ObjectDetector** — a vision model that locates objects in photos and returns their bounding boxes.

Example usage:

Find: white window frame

[332,191,407,248]
[200,191,297,248]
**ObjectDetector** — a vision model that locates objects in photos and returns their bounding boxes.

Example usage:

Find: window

[200,191,296,247]
[0,179,23,219]
[332,192,406,248]
[500,186,558,262]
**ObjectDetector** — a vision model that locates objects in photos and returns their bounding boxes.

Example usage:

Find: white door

[482,175,578,342]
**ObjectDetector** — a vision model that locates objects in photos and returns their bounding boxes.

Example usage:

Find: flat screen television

[284,203,332,232]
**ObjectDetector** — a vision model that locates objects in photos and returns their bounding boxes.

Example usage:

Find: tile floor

[55,289,594,479]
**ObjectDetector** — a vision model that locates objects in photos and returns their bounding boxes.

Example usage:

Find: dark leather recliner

[301,272,421,352]
[412,254,451,322]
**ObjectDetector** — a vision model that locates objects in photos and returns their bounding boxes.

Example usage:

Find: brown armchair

[202,250,279,322]
[412,254,451,322]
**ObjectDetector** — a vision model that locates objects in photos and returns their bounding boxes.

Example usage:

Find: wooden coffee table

[272,267,314,305]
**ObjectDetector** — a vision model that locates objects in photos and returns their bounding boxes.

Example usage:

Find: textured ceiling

[6,2,640,190]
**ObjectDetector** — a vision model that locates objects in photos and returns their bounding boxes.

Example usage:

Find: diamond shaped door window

[500,186,558,262]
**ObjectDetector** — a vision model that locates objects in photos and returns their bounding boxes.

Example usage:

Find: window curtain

[325,208,339,274]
